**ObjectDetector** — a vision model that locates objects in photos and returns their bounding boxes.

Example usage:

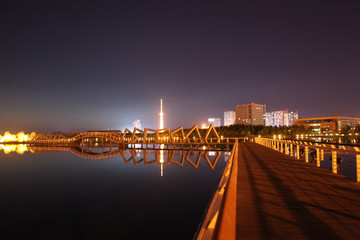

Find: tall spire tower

[159,99,164,129]
[159,99,165,177]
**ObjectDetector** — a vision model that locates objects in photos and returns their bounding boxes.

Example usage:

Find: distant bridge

[28,125,246,148]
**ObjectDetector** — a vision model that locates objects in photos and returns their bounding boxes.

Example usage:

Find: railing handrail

[256,137,360,154]
[195,140,238,240]
[254,137,360,183]
[260,136,360,147]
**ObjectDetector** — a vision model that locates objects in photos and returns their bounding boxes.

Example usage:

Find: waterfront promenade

[236,143,360,239]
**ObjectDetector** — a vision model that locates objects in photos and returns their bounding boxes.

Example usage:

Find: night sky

[1,0,359,133]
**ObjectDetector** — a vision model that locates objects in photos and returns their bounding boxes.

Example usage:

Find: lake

[0,145,229,240]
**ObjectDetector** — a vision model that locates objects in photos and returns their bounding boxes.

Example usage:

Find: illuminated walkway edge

[195,140,238,240]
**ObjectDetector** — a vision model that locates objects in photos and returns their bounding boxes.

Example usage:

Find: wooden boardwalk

[236,143,360,240]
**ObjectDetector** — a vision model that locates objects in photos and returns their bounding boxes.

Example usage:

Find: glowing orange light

[0,144,29,154]
[16,144,28,154]
[0,131,36,154]
[0,131,36,143]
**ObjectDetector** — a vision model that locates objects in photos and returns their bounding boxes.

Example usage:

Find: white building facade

[224,110,236,126]
[208,118,221,127]
[266,110,298,127]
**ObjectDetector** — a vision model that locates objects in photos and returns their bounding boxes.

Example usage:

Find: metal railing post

[332,151,338,174]
[296,145,300,159]
[253,137,360,184]
[357,154,360,183]
[316,148,320,167]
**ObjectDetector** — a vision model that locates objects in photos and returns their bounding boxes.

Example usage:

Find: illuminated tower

[159,99,164,176]
[159,99,164,129]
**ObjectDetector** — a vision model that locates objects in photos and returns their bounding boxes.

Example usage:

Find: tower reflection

[160,144,164,176]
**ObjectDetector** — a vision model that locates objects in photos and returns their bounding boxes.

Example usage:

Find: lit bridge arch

[27,124,240,147]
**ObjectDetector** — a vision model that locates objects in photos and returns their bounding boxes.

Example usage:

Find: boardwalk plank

[236,143,360,240]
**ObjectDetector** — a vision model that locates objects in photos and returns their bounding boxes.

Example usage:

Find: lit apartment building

[288,110,298,125]
[208,118,221,127]
[224,110,236,126]
[293,116,360,133]
[235,103,266,126]
[266,109,298,127]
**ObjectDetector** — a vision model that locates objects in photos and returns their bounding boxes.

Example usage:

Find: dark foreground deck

[236,143,360,240]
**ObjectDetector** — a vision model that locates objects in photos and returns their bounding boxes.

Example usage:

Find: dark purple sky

[1,0,359,133]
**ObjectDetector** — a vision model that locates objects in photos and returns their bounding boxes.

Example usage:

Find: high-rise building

[224,110,236,126]
[265,110,298,127]
[235,103,266,125]
[208,118,221,127]
[288,110,299,125]
[133,119,141,129]
[265,112,274,127]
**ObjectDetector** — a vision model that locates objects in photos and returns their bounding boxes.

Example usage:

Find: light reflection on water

[293,136,359,145]
[303,150,357,181]
[0,144,30,154]
[0,146,229,239]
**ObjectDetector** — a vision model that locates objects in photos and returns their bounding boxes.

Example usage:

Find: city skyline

[1,0,359,133]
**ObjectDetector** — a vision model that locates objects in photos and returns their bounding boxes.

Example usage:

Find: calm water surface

[0,147,228,240]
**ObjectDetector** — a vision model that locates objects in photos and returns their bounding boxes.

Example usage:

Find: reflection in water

[223,151,230,162]
[209,151,216,156]
[0,143,228,240]
[160,144,164,176]
[294,135,359,145]
[0,144,31,154]
[1,144,225,172]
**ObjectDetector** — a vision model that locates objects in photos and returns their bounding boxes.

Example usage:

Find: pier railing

[254,137,360,182]
[195,140,238,240]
